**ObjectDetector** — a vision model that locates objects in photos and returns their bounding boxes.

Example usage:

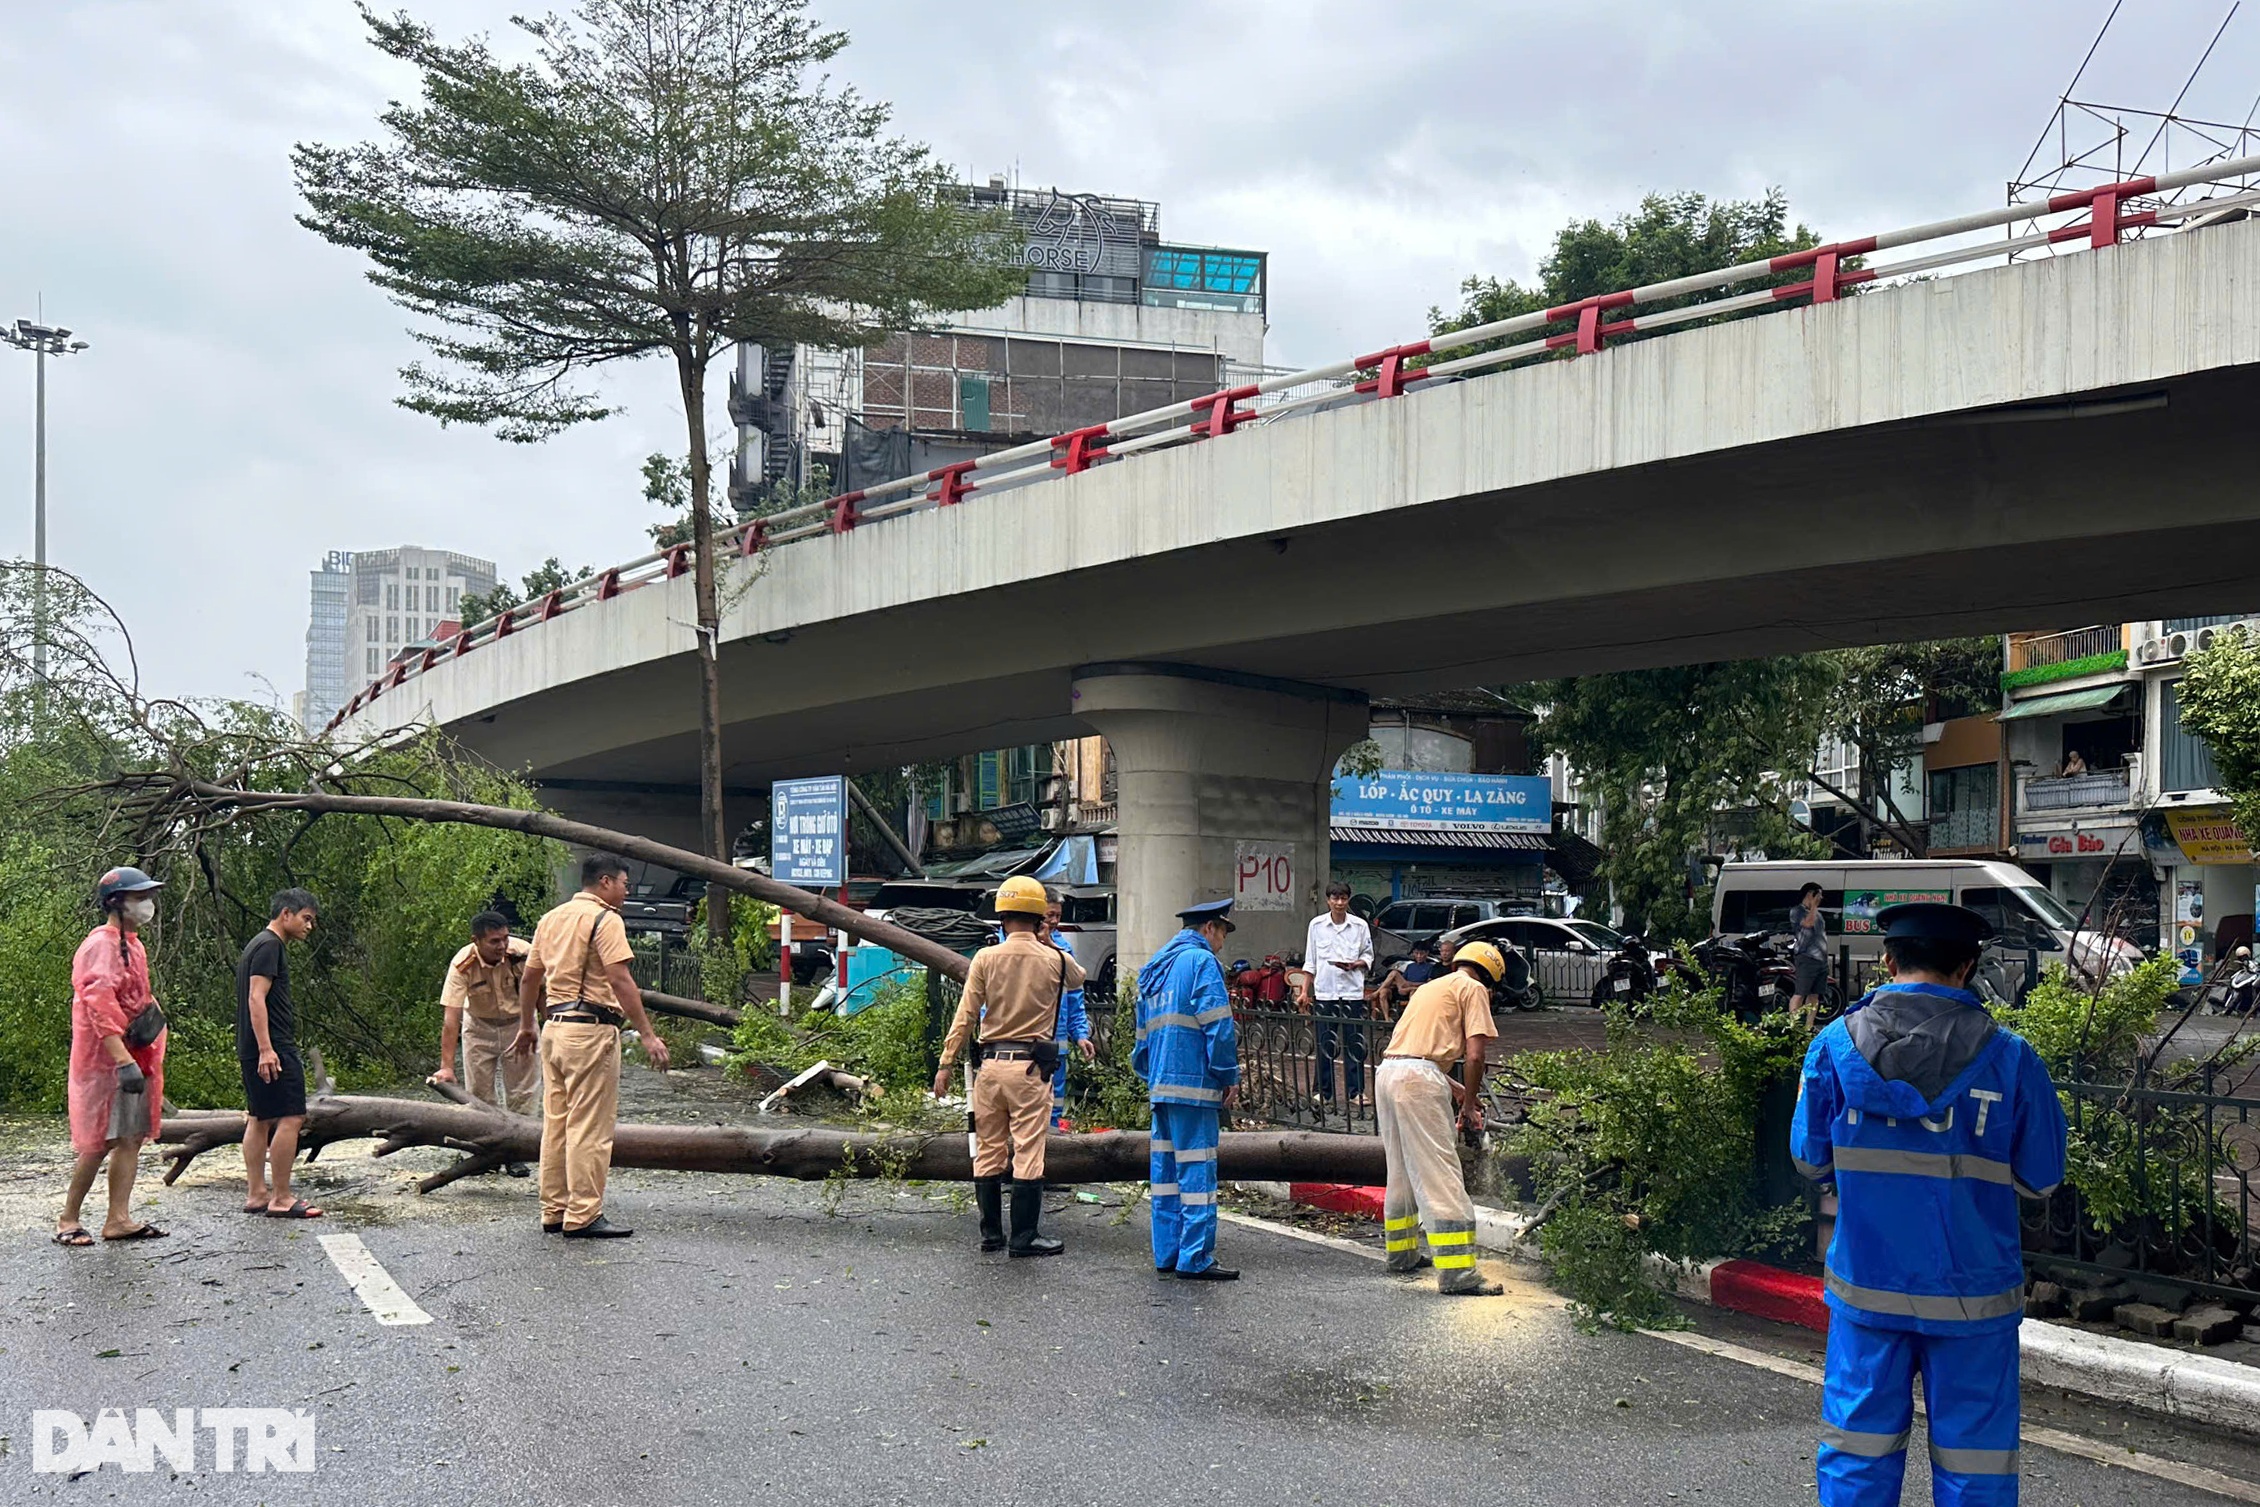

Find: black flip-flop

[263,1200,324,1220]
[52,1227,94,1247]
[242,1201,267,1215]
[102,1224,168,1242]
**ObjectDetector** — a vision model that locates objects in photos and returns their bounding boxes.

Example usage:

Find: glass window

[1716,888,1812,934]
[1566,919,1625,949]
[366,647,379,674]
[385,584,399,610]
[447,586,460,610]
[1450,904,1483,929]
[386,616,398,642]
[1376,902,1417,931]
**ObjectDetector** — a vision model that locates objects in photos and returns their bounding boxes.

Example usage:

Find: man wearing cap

[1134,898,1241,1280]
[1375,941,1506,1297]
[933,875,1083,1257]
[1791,902,2066,1507]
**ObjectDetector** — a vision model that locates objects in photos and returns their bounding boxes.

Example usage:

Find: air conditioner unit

[2168,631,2192,659]
[2137,639,2166,665]
[2197,626,2219,652]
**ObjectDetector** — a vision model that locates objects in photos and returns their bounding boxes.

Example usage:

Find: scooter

[2217,947,2259,1016]
[1591,933,1659,1009]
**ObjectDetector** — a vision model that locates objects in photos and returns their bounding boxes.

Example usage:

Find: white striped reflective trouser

[1374,1056,1480,1292]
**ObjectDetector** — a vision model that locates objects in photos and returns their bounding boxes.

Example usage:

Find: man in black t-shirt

[236,889,323,1219]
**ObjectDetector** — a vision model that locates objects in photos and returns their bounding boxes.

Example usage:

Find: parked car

[1371,898,1540,960]
[1431,914,1624,1006]
[621,874,704,939]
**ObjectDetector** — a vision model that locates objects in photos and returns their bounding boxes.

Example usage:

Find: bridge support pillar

[1071,665,1369,982]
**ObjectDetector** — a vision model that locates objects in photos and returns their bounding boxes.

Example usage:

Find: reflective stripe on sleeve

[1136,1012,1203,1039]
[1792,1156,1832,1181]
[1194,1006,1233,1024]
[1824,1269,2027,1322]
[1820,1426,1911,1458]
[1929,1444,2018,1475]
[2013,1178,2058,1199]
[1830,1146,2013,1185]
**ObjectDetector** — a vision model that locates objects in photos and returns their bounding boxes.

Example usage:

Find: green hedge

[2000,649,2127,691]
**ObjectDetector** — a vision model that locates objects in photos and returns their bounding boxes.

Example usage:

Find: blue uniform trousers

[1149,1102,1221,1273]
[1820,1314,2020,1507]
[1051,1047,1071,1128]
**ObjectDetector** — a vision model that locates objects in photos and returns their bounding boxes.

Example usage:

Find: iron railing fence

[2024,1060,2260,1308]
[327,155,2260,735]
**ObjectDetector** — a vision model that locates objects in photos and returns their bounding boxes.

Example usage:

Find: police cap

[1873,901,1993,947]
[1178,897,1237,932]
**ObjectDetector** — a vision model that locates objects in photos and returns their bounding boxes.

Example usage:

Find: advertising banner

[2165,807,2255,865]
[1331,771,1552,834]
[770,776,847,887]
[1842,888,1952,935]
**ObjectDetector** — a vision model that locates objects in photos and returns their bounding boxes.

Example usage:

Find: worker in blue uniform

[1791,902,2067,1507]
[1043,894,1094,1128]
[1134,897,1241,1281]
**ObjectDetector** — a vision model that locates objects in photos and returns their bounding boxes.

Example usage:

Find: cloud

[1,0,2253,702]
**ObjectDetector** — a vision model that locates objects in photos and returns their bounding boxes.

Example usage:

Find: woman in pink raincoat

[57,865,170,1245]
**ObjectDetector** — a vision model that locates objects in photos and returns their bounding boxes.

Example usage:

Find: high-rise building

[301,551,354,733]
[302,546,497,732]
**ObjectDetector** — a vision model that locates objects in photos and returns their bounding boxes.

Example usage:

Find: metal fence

[2023,1062,2260,1308]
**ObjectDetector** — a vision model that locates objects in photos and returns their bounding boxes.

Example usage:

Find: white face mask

[121,896,157,927]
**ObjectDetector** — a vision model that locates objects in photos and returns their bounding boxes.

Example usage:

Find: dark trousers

[1313,999,1369,1103]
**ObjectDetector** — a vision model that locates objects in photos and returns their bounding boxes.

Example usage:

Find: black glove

[114,1060,147,1094]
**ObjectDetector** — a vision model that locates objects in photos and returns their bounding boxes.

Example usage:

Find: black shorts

[1793,958,1830,998]
[241,1050,308,1122]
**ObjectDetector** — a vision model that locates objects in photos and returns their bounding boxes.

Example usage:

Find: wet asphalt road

[8,1145,2260,1507]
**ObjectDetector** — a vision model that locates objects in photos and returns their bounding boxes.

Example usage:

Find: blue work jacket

[1050,932,1089,1044]
[1791,982,2067,1334]
[1133,929,1238,1106]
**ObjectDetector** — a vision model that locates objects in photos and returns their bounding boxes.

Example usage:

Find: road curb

[1243,1182,2260,1431]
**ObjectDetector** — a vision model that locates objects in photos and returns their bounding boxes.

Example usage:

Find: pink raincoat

[68,923,165,1156]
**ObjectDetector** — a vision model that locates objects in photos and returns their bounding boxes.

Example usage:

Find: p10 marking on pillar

[1234,841,1296,912]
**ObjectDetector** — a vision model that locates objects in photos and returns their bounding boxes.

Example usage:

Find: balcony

[2021,767,2133,813]
[2006,625,2125,674]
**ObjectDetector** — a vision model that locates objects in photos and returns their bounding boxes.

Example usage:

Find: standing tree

[295,0,1022,944]
[1810,638,2000,857]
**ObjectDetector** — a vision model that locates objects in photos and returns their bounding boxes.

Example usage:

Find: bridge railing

[328,154,2260,734]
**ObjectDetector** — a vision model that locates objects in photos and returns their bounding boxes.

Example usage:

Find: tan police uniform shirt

[939,930,1086,1068]
[1383,972,1499,1070]
[528,894,635,1009]
[440,936,531,1021]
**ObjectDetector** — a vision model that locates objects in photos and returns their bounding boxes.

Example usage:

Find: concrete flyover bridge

[335,156,2260,963]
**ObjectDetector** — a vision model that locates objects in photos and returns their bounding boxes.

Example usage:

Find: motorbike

[1490,942,1544,1014]
[2215,946,2259,1016]
[1691,931,1842,1024]
[1590,933,1659,1009]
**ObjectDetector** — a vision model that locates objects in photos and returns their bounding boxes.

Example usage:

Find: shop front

[2154,803,2258,984]
[1328,770,1559,908]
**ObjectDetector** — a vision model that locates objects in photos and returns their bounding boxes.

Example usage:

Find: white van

[1711,859,2141,977]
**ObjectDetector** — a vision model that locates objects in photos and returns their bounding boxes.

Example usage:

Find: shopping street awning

[1996,684,2133,721]
[1328,826,1549,850]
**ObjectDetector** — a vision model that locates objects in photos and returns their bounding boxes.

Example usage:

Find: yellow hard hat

[1455,940,1507,983]
[995,875,1050,916]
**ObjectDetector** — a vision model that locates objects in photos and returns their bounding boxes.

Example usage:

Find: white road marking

[1217,1209,1385,1262]
[1646,1328,2260,1504]
[318,1233,432,1326]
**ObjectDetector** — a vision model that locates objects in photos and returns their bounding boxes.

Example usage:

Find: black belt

[549,1003,625,1028]
[980,1042,1040,1061]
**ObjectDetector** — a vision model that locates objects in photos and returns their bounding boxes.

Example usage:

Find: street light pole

[4,318,90,683]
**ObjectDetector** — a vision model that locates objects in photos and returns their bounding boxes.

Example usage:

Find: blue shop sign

[1332,770,1553,834]
[771,775,848,887]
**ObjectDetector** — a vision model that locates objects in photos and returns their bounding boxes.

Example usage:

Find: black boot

[1008,1180,1063,1258]
[974,1177,1006,1253]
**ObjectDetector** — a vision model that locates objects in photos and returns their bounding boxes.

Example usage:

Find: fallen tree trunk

[155,1093,1385,1188]
[174,780,972,981]
[640,987,742,1030]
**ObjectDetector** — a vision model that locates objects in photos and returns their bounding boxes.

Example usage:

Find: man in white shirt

[1304,883,1373,1113]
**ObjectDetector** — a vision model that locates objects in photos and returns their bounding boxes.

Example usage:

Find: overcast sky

[3,0,2256,704]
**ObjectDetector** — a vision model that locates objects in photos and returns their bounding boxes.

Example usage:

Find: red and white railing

[327,156,2260,734]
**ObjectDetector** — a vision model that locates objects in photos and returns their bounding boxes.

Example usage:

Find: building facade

[726,180,1270,513]
[303,546,496,732]
[1995,616,2260,971]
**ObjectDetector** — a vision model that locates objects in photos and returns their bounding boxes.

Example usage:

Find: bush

[724,976,933,1102]
[1507,980,1811,1327]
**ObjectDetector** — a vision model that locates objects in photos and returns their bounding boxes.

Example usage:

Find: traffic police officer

[1791,902,2066,1507]
[1134,897,1240,1281]
[933,875,1084,1257]
[1375,940,1506,1296]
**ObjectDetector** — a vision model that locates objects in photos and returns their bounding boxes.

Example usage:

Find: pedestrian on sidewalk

[932,876,1083,1257]
[1375,941,1505,1297]
[1305,883,1372,1113]
[56,866,170,1247]
[1791,902,2066,1507]
[513,855,671,1240]
[1789,882,1830,1032]
[1134,897,1241,1281]
[433,909,536,1175]
[237,889,324,1220]
[1043,892,1096,1129]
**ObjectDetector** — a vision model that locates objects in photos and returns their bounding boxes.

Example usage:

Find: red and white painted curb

[1235,1181,2260,1432]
